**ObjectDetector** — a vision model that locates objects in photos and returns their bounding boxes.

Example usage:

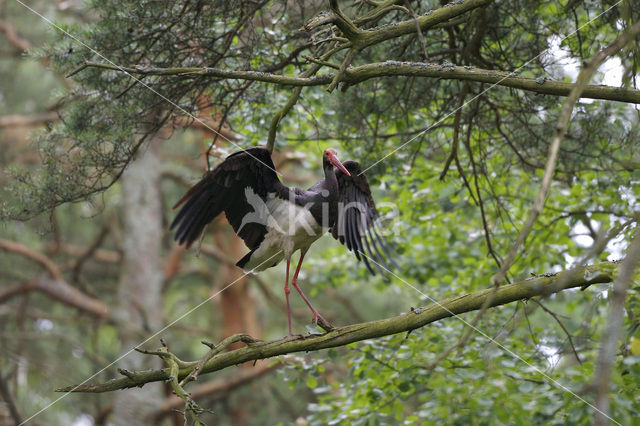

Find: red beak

[328,152,351,176]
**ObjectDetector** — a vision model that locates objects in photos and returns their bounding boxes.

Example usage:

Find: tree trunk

[111,137,165,425]
[213,230,261,426]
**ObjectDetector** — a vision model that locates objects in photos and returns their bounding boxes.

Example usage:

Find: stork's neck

[323,157,338,191]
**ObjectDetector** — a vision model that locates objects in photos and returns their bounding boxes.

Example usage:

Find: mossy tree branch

[72,61,640,104]
[349,0,493,50]
[308,0,492,51]
[57,262,618,394]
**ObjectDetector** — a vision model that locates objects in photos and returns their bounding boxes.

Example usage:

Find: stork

[170,147,393,335]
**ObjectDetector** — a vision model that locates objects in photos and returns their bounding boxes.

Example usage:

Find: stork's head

[323,148,351,176]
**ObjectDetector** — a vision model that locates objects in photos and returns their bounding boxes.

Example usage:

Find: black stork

[170,146,393,335]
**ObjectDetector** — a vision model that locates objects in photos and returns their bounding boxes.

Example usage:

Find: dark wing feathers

[330,160,395,278]
[170,147,287,249]
[172,184,222,246]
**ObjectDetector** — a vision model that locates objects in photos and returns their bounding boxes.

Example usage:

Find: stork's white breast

[240,197,325,272]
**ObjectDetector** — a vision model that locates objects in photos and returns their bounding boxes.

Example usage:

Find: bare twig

[266,43,344,152]
[440,85,469,180]
[425,96,504,371]
[531,298,582,364]
[71,224,110,284]
[404,0,429,60]
[136,340,205,425]
[155,363,278,418]
[326,47,359,93]
[179,334,259,387]
[463,99,501,269]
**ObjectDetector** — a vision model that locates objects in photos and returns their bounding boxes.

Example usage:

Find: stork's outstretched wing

[330,161,397,278]
[170,147,289,249]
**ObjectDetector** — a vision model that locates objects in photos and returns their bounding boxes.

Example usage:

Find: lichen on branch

[56,262,617,394]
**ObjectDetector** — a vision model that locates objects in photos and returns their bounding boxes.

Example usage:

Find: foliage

[1,0,639,425]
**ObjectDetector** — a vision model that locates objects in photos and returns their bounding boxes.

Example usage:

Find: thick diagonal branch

[57,262,617,393]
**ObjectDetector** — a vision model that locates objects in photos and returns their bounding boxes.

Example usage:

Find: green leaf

[306,376,318,389]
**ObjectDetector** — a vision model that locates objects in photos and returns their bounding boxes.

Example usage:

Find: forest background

[0,1,639,425]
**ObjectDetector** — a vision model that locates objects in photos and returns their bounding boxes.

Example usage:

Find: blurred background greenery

[0,1,639,425]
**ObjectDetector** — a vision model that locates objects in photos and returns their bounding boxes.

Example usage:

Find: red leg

[284,257,293,336]
[291,249,330,328]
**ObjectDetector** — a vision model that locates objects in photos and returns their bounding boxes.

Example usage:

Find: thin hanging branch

[56,262,617,393]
